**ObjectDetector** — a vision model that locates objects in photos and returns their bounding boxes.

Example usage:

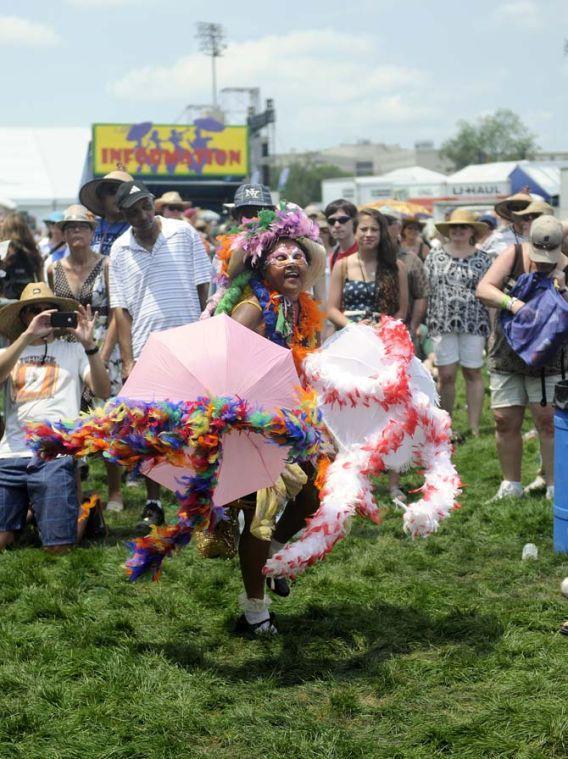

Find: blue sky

[1,0,567,154]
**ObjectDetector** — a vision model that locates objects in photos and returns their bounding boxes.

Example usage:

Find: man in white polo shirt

[109,180,211,528]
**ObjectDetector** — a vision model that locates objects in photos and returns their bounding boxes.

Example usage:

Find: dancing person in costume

[213,204,326,635]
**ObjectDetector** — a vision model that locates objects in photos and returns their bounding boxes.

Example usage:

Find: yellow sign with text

[92,122,248,178]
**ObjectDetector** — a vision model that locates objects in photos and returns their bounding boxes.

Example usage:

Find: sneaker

[524,475,547,496]
[136,500,165,531]
[546,485,554,501]
[233,612,278,637]
[105,499,124,513]
[486,481,524,503]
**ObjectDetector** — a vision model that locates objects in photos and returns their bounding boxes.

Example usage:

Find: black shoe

[266,576,290,597]
[233,612,278,637]
[84,497,108,540]
[136,501,165,531]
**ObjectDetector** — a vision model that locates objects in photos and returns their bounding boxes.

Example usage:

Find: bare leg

[273,478,319,544]
[462,366,485,436]
[106,462,123,505]
[529,402,555,486]
[493,405,525,482]
[437,362,459,417]
[145,477,160,501]
[238,507,270,599]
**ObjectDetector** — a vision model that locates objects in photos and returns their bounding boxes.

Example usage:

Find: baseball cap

[115,180,154,210]
[234,183,274,209]
[529,215,563,264]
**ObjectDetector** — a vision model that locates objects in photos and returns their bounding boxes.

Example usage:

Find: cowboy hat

[154,191,192,210]
[228,236,326,290]
[0,282,79,341]
[511,200,554,218]
[79,170,134,217]
[494,192,532,222]
[435,209,487,239]
[56,204,97,230]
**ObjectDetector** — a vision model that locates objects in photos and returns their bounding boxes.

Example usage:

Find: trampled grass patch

[1,378,567,758]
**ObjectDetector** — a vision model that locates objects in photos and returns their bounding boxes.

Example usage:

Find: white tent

[0,127,90,221]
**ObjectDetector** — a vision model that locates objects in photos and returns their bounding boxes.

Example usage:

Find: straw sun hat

[0,282,79,341]
[154,191,192,210]
[435,209,487,239]
[79,170,134,217]
[494,192,532,222]
[55,204,97,230]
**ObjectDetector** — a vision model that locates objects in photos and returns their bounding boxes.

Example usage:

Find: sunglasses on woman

[327,215,352,226]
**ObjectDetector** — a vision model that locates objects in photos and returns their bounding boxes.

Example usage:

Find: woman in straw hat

[212,203,326,635]
[0,283,109,551]
[425,209,491,438]
[48,204,124,512]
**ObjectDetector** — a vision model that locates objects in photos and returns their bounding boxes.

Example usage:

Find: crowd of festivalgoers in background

[0,173,566,555]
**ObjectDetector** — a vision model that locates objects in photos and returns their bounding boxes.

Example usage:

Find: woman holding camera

[48,204,123,511]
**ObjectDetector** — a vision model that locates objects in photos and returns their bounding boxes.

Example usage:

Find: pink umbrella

[121,313,300,506]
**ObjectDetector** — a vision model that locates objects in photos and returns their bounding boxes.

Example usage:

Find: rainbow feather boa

[25,393,323,580]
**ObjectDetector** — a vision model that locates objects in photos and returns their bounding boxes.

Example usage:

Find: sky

[1,0,568,155]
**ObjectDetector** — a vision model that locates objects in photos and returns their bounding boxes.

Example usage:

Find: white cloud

[109,29,434,150]
[0,16,60,46]
[493,1,542,29]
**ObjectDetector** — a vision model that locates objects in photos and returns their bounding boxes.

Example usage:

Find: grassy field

[1,377,567,758]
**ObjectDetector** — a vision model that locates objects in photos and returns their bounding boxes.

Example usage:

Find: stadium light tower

[196,22,227,108]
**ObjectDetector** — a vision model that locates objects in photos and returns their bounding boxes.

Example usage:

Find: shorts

[489,372,562,408]
[431,333,485,369]
[0,456,78,546]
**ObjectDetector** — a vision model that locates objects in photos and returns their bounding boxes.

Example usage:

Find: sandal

[233,612,278,637]
[559,620,568,636]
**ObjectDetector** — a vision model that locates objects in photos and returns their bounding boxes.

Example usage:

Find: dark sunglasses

[520,214,539,222]
[98,184,119,197]
[21,304,57,316]
[165,204,184,212]
[327,215,352,226]
[451,224,472,231]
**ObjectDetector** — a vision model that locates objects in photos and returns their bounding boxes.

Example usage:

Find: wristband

[84,345,99,356]
[500,294,512,310]
[507,297,518,313]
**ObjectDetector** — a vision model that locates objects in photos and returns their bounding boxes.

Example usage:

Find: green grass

[1,376,568,758]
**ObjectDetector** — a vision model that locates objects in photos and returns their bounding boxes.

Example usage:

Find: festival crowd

[0,173,566,634]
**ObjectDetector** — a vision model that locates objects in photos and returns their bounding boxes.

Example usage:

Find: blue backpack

[500,271,568,369]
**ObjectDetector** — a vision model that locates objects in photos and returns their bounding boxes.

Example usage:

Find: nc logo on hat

[244,187,261,199]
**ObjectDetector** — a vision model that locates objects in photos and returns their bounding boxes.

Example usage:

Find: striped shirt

[109,217,211,359]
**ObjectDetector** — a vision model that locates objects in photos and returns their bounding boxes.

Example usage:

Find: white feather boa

[265,318,461,579]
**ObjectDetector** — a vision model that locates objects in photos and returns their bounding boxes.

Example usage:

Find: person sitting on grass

[0,283,110,552]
